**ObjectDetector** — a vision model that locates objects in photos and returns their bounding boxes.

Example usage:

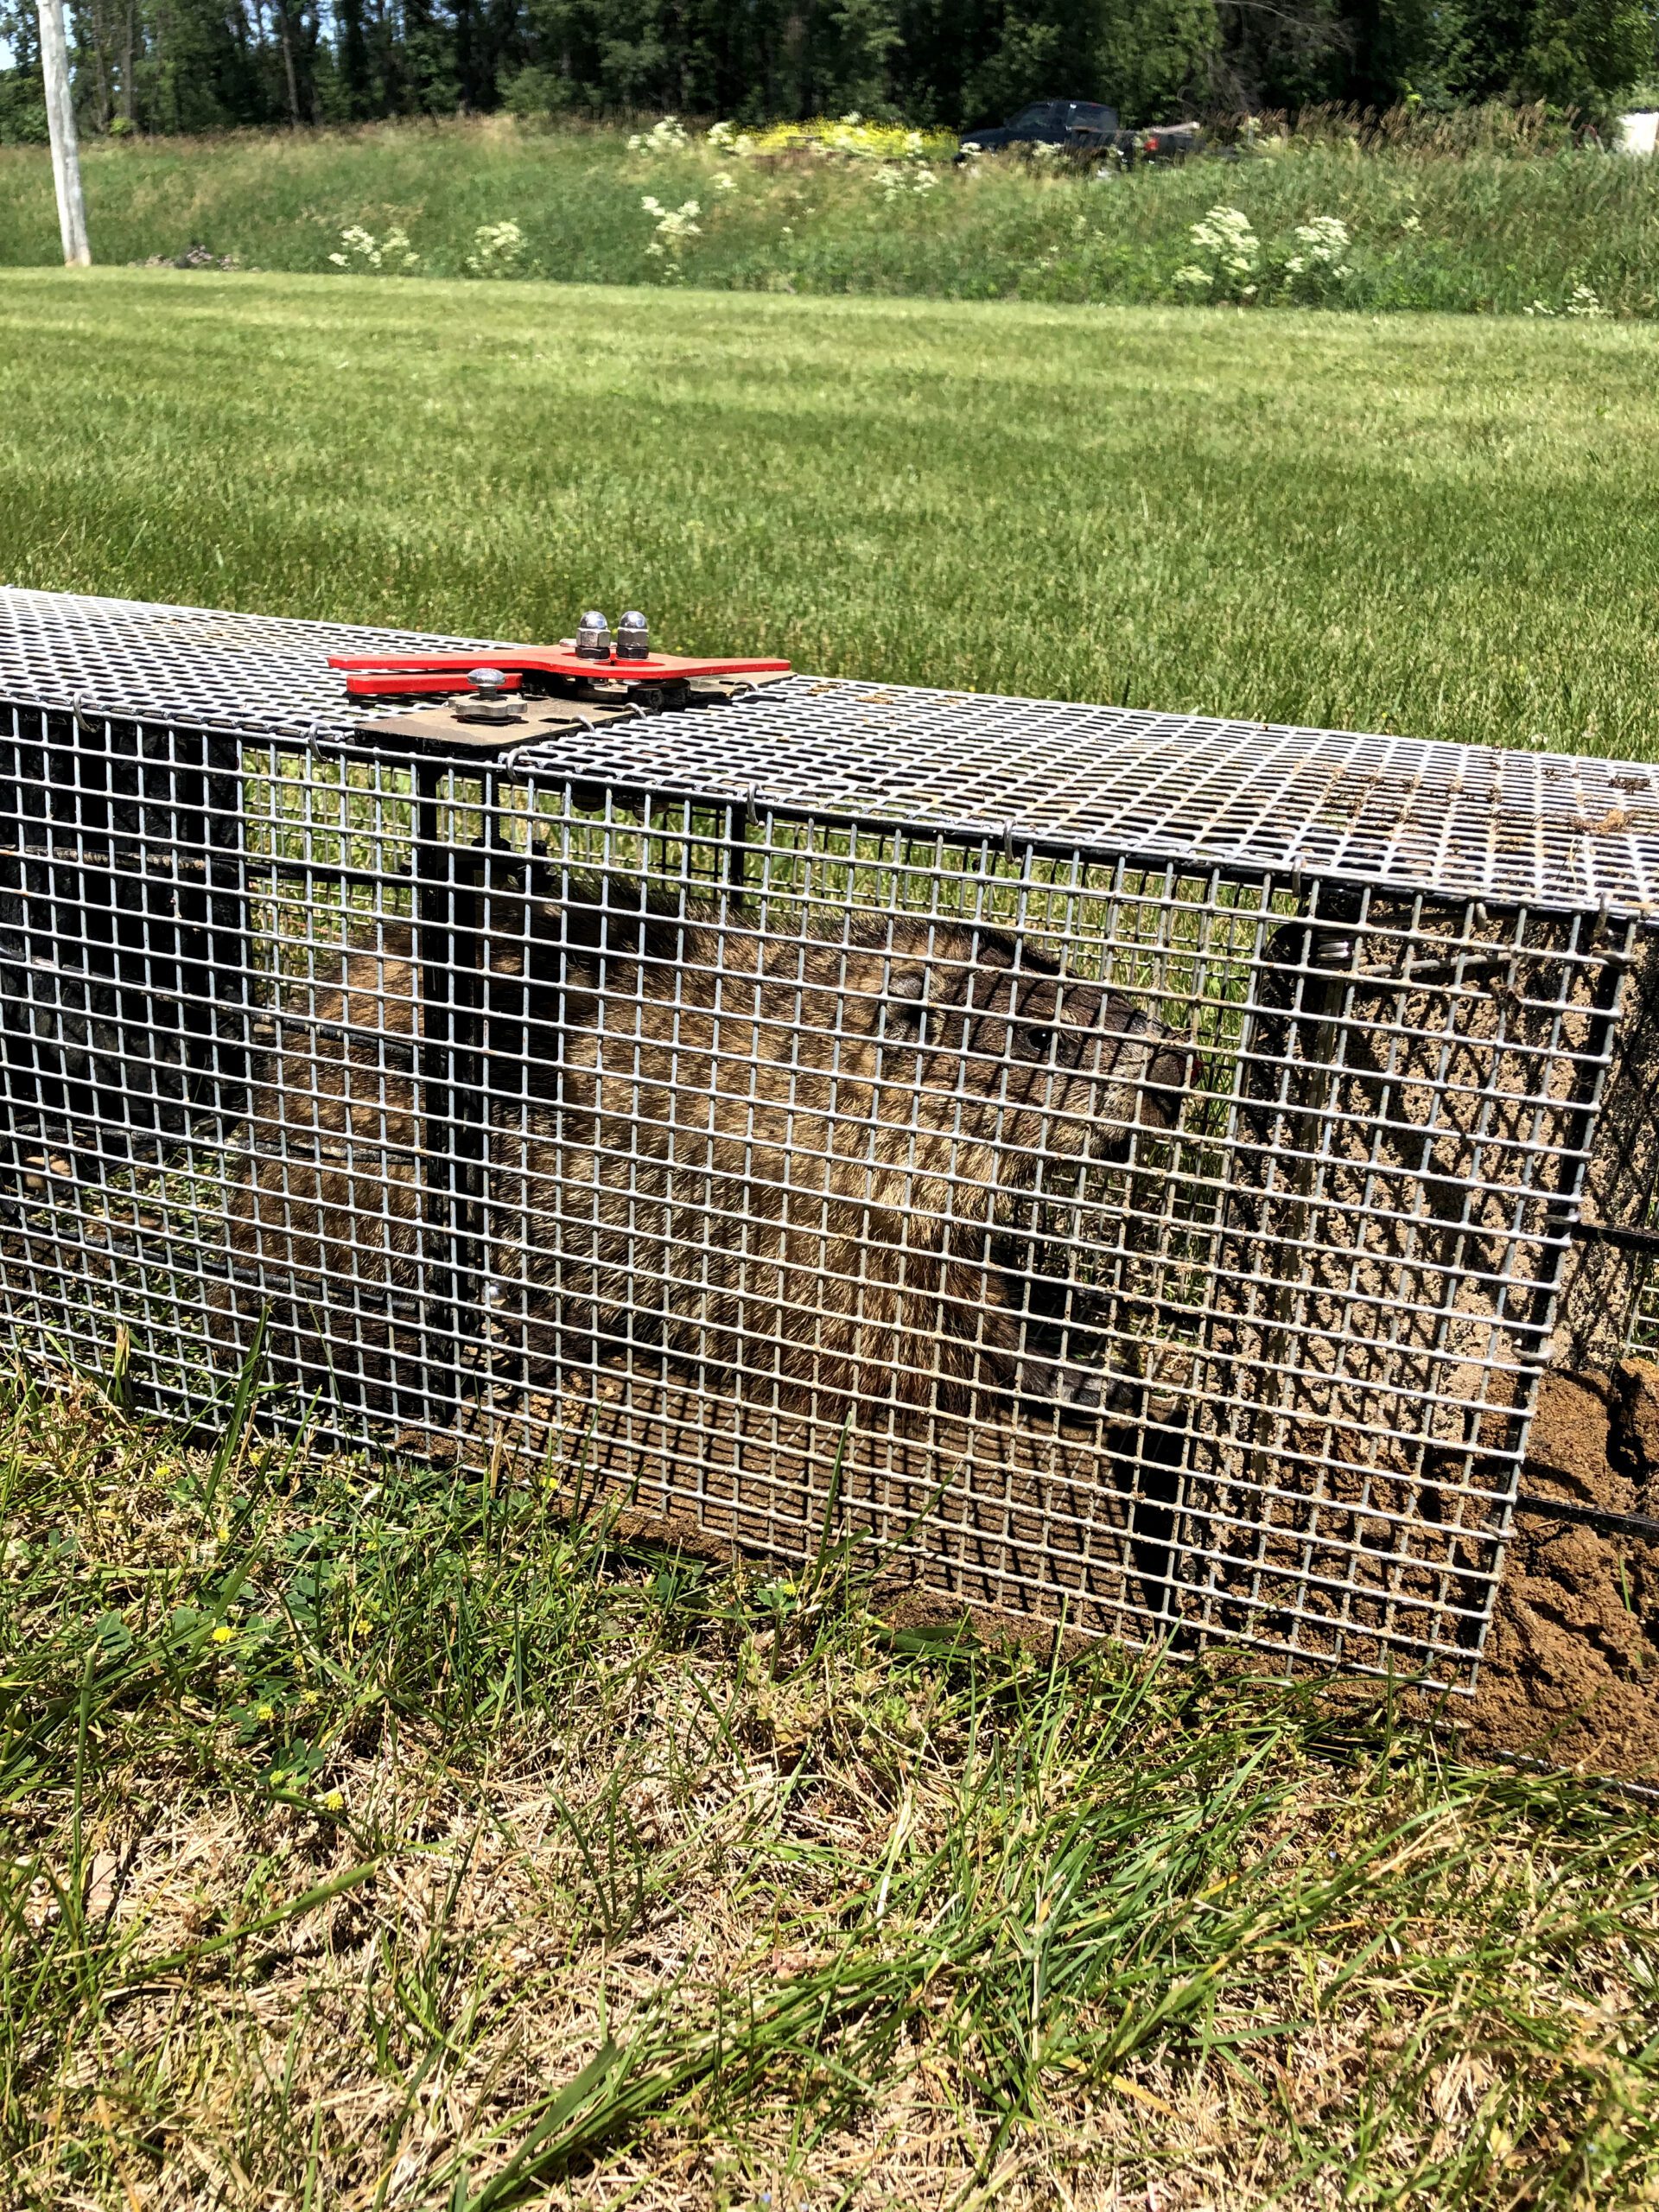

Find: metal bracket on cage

[343,676,792,758]
[346,693,648,755]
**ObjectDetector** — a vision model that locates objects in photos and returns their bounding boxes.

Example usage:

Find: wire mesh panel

[0,588,1650,1693]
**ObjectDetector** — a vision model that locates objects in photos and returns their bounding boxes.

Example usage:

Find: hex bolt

[575,611,613,660]
[616,610,651,661]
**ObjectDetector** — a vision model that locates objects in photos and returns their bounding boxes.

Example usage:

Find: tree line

[0,0,1652,143]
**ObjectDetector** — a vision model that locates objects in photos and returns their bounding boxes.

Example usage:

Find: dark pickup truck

[958,99,1203,165]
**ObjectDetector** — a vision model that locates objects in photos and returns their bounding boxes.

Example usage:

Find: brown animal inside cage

[213,864,1192,1439]
[197,838,1618,1678]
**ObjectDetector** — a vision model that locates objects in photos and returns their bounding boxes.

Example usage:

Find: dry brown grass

[4,1372,1659,2209]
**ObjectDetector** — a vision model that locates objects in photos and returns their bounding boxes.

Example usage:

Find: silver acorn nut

[575,610,612,659]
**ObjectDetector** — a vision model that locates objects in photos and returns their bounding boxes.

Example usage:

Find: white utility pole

[36,0,92,266]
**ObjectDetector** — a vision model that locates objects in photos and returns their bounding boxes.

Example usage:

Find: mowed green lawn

[3,267,1659,758]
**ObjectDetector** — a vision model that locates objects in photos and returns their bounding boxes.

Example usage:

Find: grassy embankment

[3,273,1659,2202]
[1,113,1659,315]
[2,269,1658,754]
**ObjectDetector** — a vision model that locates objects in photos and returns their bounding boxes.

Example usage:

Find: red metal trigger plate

[330,644,792,699]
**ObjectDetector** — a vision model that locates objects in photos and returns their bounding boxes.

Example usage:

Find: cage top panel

[4,585,1657,918]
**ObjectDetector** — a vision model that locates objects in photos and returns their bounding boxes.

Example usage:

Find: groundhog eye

[1018,1024,1052,1057]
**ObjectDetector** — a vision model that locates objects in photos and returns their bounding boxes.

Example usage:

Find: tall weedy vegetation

[3,113,1657,324]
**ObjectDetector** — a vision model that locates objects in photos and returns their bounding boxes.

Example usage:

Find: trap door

[1167,875,1631,1686]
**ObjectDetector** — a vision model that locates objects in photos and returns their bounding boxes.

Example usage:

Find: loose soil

[1467,1360,1659,1781]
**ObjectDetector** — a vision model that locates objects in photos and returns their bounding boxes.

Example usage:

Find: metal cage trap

[5,585,1659,1694]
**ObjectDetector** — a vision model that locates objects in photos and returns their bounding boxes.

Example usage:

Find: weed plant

[3,1370,1658,2203]
[1,113,1658,317]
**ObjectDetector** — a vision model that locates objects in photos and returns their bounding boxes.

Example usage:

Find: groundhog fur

[216,874,1189,1427]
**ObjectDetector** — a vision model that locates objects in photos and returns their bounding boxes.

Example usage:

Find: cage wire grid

[2,587,1656,1693]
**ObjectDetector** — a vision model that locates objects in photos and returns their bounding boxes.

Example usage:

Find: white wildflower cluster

[464,219,526,277]
[627,115,689,154]
[1527,285,1609,319]
[327,224,420,273]
[1174,204,1260,298]
[1174,205,1360,306]
[1283,213,1351,280]
[706,119,754,156]
[1193,204,1258,273]
[874,158,938,200]
[869,124,938,200]
[642,194,702,278]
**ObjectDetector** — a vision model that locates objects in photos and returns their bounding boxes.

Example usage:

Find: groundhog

[218,871,1190,1427]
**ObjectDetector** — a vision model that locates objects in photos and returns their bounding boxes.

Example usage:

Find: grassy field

[2,114,1659,318]
[4,1374,1659,2207]
[3,269,1659,757]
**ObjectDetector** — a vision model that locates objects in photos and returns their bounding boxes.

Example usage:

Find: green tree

[1097,0,1217,115]
[0,2,48,143]
[6,0,1648,143]
[829,0,904,111]
[334,0,373,115]
[963,16,1064,117]
[1519,0,1655,115]
[964,0,1216,122]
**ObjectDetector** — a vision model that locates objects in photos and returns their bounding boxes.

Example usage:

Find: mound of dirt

[1467,1362,1659,1782]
